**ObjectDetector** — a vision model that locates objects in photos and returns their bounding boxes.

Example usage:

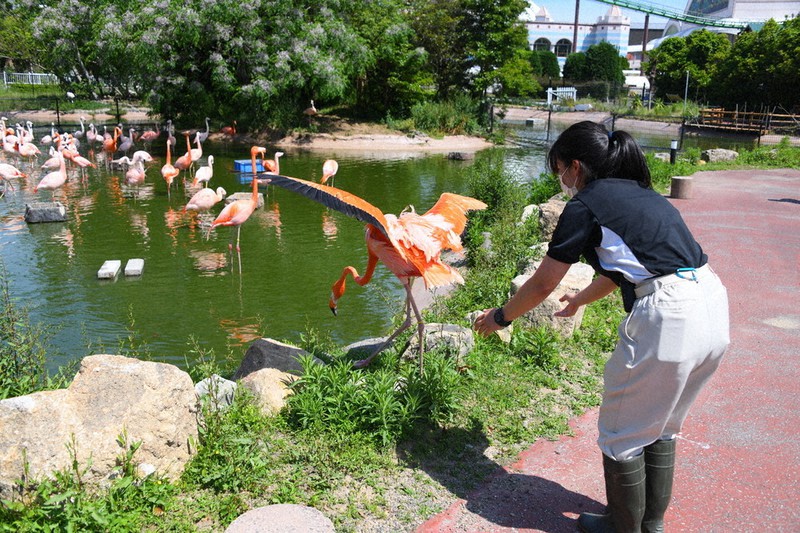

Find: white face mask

[559,167,578,198]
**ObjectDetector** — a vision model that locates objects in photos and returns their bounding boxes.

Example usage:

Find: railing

[2,71,59,86]
[687,108,800,136]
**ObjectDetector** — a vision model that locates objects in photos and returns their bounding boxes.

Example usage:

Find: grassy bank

[2,142,799,532]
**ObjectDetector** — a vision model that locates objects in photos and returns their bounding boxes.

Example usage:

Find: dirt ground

[4,107,494,154]
[8,104,796,150]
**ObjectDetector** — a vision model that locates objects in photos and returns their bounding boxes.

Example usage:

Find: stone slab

[24,202,67,223]
[225,192,264,208]
[124,258,144,276]
[97,260,121,280]
[225,504,334,533]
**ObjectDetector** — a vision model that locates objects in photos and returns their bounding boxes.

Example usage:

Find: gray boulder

[233,338,323,380]
[404,323,475,366]
[24,202,67,223]
[195,374,238,411]
[511,260,595,336]
[538,196,567,241]
[702,148,738,163]
[0,354,198,499]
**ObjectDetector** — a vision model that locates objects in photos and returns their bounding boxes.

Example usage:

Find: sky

[535,0,689,25]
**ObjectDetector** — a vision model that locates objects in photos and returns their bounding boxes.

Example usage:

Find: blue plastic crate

[233,159,265,173]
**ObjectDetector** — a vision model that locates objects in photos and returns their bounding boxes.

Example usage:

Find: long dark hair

[547,121,651,188]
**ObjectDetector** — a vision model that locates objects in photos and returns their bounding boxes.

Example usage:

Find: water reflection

[0,118,762,372]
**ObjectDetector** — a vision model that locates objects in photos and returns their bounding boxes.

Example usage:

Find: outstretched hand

[473,308,504,337]
[554,292,580,318]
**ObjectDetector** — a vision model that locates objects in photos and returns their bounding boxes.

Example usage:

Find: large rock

[404,323,474,366]
[239,368,297,415]
[233,338,323,380]
[701,148,738,163]
[537,196,567,241]
[510,261,595,336]
[24,201,67,223]
[0,355,198,498]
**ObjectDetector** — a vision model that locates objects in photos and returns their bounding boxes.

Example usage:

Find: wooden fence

[688,107,799,136]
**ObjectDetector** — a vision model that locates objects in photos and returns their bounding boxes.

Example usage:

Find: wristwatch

[493,307,512,327]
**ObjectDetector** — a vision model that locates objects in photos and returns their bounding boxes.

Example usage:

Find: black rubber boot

[578,453,646,533]
[642,439,676,533]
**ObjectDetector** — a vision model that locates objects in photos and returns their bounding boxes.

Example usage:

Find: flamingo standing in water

[0,163,26,180]
[262,151,284,174]
[189,132,203,176]
[320,159,339,185]
[173,132,192,181]
[192,155,214,188]
[102,126,122,167]
[34,150,67,198]
[208,146,266,265]
[185,186,226,213]
[138,123,161,147]
[264,174,487,372]
[122,151,152,196]
[160,138,180,198]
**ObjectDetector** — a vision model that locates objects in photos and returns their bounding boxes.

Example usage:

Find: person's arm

[473,255,571,337]
[554,274,617,317]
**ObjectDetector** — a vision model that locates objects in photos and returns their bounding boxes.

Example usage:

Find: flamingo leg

[353,281,424,371]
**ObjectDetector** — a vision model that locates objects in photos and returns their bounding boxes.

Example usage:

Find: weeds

[0,264,70,400]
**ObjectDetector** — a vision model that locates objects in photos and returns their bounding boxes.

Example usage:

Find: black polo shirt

[547,178,707,311]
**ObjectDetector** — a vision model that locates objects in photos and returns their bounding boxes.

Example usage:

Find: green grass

[2,143,798,531]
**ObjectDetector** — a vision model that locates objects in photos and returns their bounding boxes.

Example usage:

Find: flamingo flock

[1,111,487,372]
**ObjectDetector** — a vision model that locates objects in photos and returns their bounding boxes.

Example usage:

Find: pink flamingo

[208,146,266,261]
[320,159,339,185]
[34,150,67,198]
[160,138,180,198]
[185,186,226,213]
[192,155,214,188]
[265,174,487,372]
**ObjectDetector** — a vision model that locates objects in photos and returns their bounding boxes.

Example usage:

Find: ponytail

[548,121,651,188]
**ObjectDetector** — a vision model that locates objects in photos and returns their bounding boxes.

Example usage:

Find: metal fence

[2,71,59,86]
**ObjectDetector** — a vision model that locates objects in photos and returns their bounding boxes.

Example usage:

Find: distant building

[522,1,800,74]
[522,3,631,73]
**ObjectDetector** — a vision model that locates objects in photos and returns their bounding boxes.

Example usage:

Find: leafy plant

[0,265,70,400]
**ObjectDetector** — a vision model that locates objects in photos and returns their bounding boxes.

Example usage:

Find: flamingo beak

[330,304,337,316]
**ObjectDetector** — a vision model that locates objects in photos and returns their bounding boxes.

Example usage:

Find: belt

[634,264,712,299]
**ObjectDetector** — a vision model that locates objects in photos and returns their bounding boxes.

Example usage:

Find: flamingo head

[329,278,347,316]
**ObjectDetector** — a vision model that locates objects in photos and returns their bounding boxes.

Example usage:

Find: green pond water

[0,119,757,373]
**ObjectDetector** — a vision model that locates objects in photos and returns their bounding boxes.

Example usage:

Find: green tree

[645,29,731,102]
[494,49,541,98]
[462,0,530,97]
[711,18,800,109]
[563,52,589,81]
[0,9,41,71]
[409,0,470,100]
[349,0,433,119]
[585,41,625,85]
[537,50,561,79]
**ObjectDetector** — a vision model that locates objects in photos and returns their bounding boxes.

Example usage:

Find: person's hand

[554,292,580,317]
[473,308,504,337]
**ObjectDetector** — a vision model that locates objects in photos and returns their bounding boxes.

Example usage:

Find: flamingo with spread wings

[264,173,486,372]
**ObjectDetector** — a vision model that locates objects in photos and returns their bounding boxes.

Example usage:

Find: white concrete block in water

[225,192,264,208]
[97,260,121,279]
[124,258,144,276]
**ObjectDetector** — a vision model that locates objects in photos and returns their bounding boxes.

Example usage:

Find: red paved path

[418,169,800,532]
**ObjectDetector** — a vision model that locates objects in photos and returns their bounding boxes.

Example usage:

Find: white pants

[598,264,730,460]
